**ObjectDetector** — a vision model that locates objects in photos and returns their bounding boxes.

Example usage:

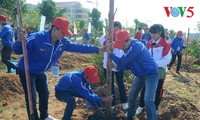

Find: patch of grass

[0,105,5,113]
[0,64,6,73]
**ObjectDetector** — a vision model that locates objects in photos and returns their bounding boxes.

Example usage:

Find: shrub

[92,52,134,84]
[188,38,200,58]
[124,70,134,83]
[92,54,105,83]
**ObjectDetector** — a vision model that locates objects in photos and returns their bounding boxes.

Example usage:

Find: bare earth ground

[0,52,200,120]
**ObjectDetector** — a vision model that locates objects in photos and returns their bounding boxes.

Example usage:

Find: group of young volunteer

[1,14,186,120]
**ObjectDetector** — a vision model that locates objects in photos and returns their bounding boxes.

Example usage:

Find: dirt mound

[57,52,93,70]
[158,91,200,120]
[0,53,199,120]
[181,57,200,73]
[0,73,23,104]
[84,85,200,120]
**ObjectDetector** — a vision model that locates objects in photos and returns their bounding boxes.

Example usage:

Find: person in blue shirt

[141,25,151,46]
[55,65,113,120]
[0,15,18,73]
[83,28,90,44]
[168,30,186,74]
[106,29,159,120]
[13,17,106,120]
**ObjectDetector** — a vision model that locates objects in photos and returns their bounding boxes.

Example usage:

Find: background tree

[38,0,56,24]
[37,0,66,24]
[188,22,200,59]
[127,27,135,37]
[54,8,67,18]
[188,38,200,59]
[97,20,103,36]
[134,18,139,32]
[133,18,147,34]
[197,21,200,33]
[76,20,87,35]
[23,9,40,31]
[68,20,87,37]
[89,8,101,38]
[0,0,27,25]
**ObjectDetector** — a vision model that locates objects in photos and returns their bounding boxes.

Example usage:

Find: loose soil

[0,52,199,120]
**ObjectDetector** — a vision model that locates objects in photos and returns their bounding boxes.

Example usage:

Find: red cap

[0,15,6,20]
[53,17,73,36]
[113,29,130,49]
[177,31,183,36]
[84,66,100,84]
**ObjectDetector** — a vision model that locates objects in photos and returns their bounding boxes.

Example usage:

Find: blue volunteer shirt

[110,39,158,77]
[13,30,99,74]
[141,32,151,46]
[84,31,90,40]
[170,37,186,55]
[0,22,13,46]
[55,70,102,106]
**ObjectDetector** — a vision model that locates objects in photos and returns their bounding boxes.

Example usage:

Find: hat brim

[63,29,73,36]
[113,40,125,49]
[89,76,100,84]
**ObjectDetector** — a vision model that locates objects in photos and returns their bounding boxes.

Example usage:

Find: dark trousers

[1,46,17,72]
[19,71,49,120]
[139,79,165,110]
[169,52,182,72]
[104,68,127,106]
[55,90,76,120]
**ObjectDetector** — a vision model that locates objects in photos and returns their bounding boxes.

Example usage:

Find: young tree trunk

[105,0,114,119]
[184,28,190,72]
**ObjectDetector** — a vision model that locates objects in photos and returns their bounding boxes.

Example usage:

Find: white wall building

[55,1,90,23]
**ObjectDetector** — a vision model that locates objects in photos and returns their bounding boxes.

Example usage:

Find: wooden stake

[184,28,190,72]
[16,0,34,119]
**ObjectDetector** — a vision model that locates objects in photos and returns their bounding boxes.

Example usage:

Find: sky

[26,0,200,33]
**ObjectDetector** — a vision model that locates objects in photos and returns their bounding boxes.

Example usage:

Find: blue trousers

[127,73,159,120]
[19,71,49,120]
[55,90,76,120]
[169,52,182,72]
[139,78,165,110]
[1,46,18,72]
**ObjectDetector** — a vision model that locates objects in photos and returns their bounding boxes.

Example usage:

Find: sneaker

[44,115,59,120]
[122,103,128,109]
[135,107,143,115]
